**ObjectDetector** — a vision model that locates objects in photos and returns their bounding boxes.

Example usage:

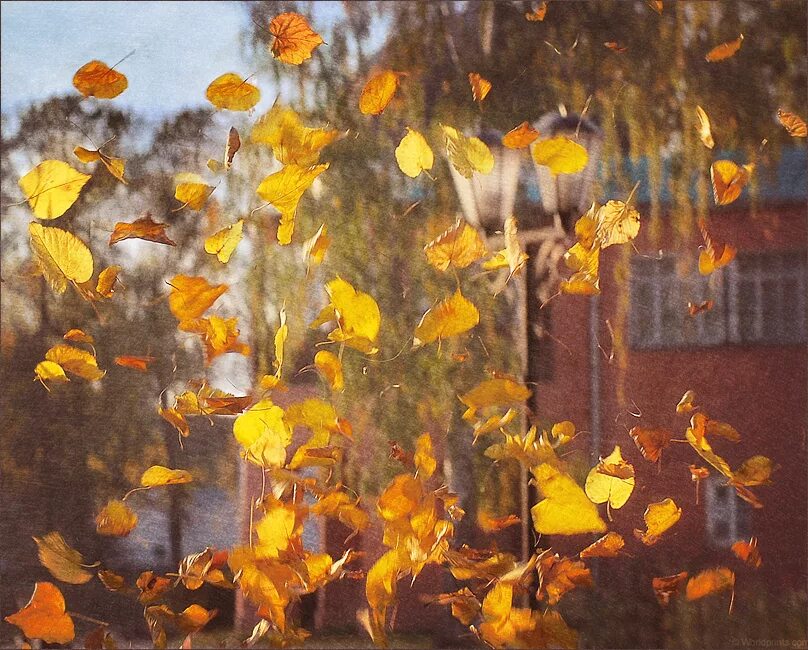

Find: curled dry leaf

[45,343,105,381]
[20,160,91,220]
[140,465,193,488]
[579,532,625,558]
[468,72,492,104]
[629,425,672,463]
[4,582,75,644]
[698,218,737,274]
[96,499,138,536]
[525,2,548,21]
[269,12,324,65]
[676,389,697,414]
[705,34,743,62]
[159,406,190,438]
[64,328,94,344]
[34,531,94,584]
[731,537,762,568]
[502,121,540,149]
[537,553,593,605]
[710,160,753,206]
[96,265,121,298]
[205,73,260,111]
[778,109,807,137]
[459,376,531,421]
[688,300,714,316]
[652,572,688,606]
[634,498,682,545]
[74,145,127,183]
[314,350,344,392]
[310,277,381,354]
[478,511,521,534]
[695,105,715,149]
[109,215,175,246]
[114,355,156,372]
[34,360,69,388]
[303,223,331,269]
[604,41,628,53]
[252,105,339,166]
[73,60,128,98]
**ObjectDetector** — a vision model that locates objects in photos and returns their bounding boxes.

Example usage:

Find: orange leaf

[686,567,735,601]
[652,572,688,605]
[525,2,548,21]
[698,218,737,274]
[205,73,260,112]
[731,537,762,569]
[778,109,807,137]
[114,355,156,372]
[710,160,753,206]
[629,426,672,463]
[502,121,540,149]
[167,275,228,322]
[179,315,251,363]
[4,582,75,644]
[96,499,138,537]
[537,553,593,605]
[63,328,94,344]
[579,531,625,558]
[73,60,128,99]
[269,12,324,65]
[159,406,190,438]
[705,34,743,62]
[110,215,175,246]
[478,511,521,534]
[604,42,628,53]
[468,72,492,104]
[359,70,402,116]
[96,265,121,298]
[688,300,714,316]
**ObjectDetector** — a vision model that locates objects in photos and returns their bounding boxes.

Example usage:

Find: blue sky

[1,1,366,118]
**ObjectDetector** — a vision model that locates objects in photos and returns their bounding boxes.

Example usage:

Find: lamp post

[448,113,603,561]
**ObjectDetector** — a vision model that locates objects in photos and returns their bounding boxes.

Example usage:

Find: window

[704,476,751,548]
[630,251,807,349]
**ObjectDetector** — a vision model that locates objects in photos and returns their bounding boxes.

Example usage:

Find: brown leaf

[109,216,176,246]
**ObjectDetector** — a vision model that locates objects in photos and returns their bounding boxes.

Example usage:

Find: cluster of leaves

[3,3,803,649]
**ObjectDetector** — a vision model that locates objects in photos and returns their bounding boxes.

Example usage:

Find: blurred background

[1,1,806,647]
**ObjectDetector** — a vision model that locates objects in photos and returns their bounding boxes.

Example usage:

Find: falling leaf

[114,355,156,372]
[167,275,228,322]
[468,72,492,104]
[174,173,214,211]
[252,105,339,166]
[74,145,126,183]
[459,376,532,421]
[140,465,193,488]
[96,500,138,536]
[421,588,481,626]
[137,571,173,605]
[19,160,91,220]
[109,215,175,246]
[45,344,105,381]
[311,277,381,354]
[414,432,437,479]
[532,136,588,175]
[359,70,402,115]
[96,265,121,298]
[731,537,762,568]
[84,625,116,650]
[686,567,735,601]
[483,216,529,286]
[478,511,521,534]
[303,223,331,270]
[579,532,625,558]
[256,163,329,244]
[686,419,733,478]
[596,197,641,248]
[695,105,715,149]
[63,329,93,344]
[710,160,753,206]
[34,531,94,584]
[159,406,190,438]
[424,219,487,271]
[531,463,607,535]
[73,60,128,98]
[269,12,324,65]
[97,569,126,592]
[179,316,251,362]
[731,455,774,486]
[677,390,697,414]
[705,34,744,62]
[413,289,479,347]
[697,218,737,274]
[629,426,672,463]
[205,73,260,111]
[502,122,540,149]
[585,445,635,511]
[646,0,664,13]
[652,572,688,605]
[537,553,593,605]
[395,128,434,178]
[777,109,807,137]
[604,41,628,53]
[233,399,292,467]
[688,300,714,316]
[34,360,69,388]
[525,2,548,21]
[314,350,344,392]
[634,498,682,545]
[204,219,244,263]
[442,125,494,178]
[4,582,75,644]
[209,126,242,171]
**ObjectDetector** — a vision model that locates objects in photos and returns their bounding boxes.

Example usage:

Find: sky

[0,1,366,119]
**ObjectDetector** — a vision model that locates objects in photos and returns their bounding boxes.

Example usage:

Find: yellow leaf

[686,422,732,478]
[502,121,540,149]
[45,344,105,381]
[34,531,94,584]
[414,432,436,480]
[778,109,807,137]
[732,455,774,486]
[96,499,138,536]
[596,199,641,248]
[73,60,127,99]
[140,466,192,488]
[303,223,331,269]
[459,376,531,421]
[359,70,402,115]
[711,160,753,206]
[634,498,682,545]
[468,72,491,104]
[531,463,608,535]
[413,289,479,347]
[314,350,344,392]
[695,105,715,149]
[233,399,292,467]
[585,446,635,510]
[705,34,743,62]
[167,275,228,322]
[204,219,243,263]
[312,277,381,354]
[174,173,214,211]
[4,582,74,644]
[424,219,487,271]
[34,360,69,387]
[63,329,94,344]
[252,105,339,166]
[159,406,190,438]
[269,12,324,65]
[205,72,260,111]
[74,145,126,183]
[96,265,121,298]
[256,163,329,245]
[273,307,287,380]
[532,136,589,175]
[179,315,251,363]
[365,548,408,646]
[255,501,299,558]
[377,474,423,522]
[442,125,494,178]
[395,128,434,178]
[19,160,91,220]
